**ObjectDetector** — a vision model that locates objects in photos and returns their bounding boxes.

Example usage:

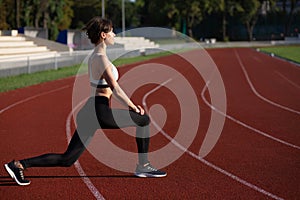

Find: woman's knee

[60,156,77,167]
[137,114,150,127]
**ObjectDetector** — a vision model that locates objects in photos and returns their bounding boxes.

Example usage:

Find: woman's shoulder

[93,52,106,60]
[91,53,112,68]
[91,53,108,62]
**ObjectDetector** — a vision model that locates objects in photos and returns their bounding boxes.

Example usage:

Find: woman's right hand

[136,105,145,115]
[131,105,145,115]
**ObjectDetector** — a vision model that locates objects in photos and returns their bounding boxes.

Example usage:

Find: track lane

[1,48,299,199]
[234,49,300,115]
[0,78,97,199]
[204,48,300,199]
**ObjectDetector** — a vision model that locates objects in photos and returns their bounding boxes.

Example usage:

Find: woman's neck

[94,41,106,55]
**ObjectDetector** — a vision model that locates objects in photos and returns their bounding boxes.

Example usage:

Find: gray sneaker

[134,163,167,178]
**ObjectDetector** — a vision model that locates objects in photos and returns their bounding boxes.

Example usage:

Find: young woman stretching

[4,17,167,186]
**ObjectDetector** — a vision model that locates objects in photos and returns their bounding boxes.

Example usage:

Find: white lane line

[142,82,284,200]
[0,86,70,114]
[201,81,300,150]
[142,79,173,110]
[274,71,300,90]
[234,50,300,115]
[66,99,105,200]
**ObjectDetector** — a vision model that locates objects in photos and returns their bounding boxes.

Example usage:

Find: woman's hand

[137,105,145,115]
[131,105,145,115]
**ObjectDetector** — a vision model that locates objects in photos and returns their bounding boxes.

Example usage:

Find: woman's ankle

[14,160,24,170]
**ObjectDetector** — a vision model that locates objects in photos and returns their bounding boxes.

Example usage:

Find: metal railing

[0,43,201,78]
[0,50,91,77]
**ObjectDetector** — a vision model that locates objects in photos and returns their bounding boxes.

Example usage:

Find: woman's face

[103,29,115,45]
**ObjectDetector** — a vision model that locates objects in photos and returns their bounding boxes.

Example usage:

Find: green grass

[0,64,82,93]
[0,51,173,93]
[2,45,298,93]
[152,38,189,45]
[260,45,300,64]
[112,51,172,66]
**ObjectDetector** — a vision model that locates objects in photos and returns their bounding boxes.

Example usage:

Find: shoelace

[18,168,25,180]
[146,165,158,172]
[13,161,26,180]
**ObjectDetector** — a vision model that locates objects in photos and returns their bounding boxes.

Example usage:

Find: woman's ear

[100,32,106,40]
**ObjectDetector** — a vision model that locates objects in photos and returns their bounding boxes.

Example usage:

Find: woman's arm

[102,62,143,114]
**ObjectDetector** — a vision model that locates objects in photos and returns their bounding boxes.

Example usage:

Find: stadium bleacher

[0,34,70,62]
[0,32,160,77]
[114,37,159,51]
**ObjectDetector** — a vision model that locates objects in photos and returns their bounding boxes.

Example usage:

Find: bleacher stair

[114,37,159,51]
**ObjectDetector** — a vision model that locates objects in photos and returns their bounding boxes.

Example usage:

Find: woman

[4,17,167,186]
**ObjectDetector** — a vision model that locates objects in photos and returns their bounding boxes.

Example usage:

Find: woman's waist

[91,87,111,97]
[89,95,110,105]
[88,87,112,105]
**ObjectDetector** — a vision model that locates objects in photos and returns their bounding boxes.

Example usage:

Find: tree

[20,0,73,40]
[58,0,74,30]
[47,0,75,40]
[71,0,140,31]
[237,0,276,41]
[70,0,101,29]
[208,0,243,41]
[0,0,10,29]
[164,0,205,37]
[185,0,203,37]
[237,0,261,41]
[137,0,171,27]
[283,0,300,36]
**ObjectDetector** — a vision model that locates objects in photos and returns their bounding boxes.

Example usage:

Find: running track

[0,48,299,199]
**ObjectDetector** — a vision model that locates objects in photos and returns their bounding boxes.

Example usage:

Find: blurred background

[0,0,299,78]
[0,0,299,42]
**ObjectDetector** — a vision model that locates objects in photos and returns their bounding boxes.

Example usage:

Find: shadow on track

[0,174,138,186]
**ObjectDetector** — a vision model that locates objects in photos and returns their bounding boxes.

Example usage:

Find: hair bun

[82,17,113,44]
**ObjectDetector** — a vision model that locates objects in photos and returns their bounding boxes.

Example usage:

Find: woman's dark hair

[82,17,113,44]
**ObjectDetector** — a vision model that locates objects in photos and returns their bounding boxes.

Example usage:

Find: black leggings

[21,96,150,169]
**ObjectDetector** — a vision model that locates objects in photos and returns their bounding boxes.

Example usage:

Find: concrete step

[115,37,151,44]
[0,36,26,41]
[0,41,35,48]
[123,44,159,49]
[0,46,49,55]
[0,51,59,62]
[114,37,159,51]
[115,37,145,42]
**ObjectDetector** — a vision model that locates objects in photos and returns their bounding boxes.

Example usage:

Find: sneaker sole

[134,172,167,178]
[4,164,30,186]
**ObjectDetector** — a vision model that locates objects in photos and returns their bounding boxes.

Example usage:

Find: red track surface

[0,48,299,199]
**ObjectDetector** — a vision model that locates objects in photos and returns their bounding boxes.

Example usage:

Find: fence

[0,51,91,78]
[0,47,152,78]
[0,42,207,78]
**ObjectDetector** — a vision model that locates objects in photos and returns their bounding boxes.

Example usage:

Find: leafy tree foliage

[0,0,73,40]
[283,0,300,36]
[0,0,299,41]
[0,0,9,29]
[207,0,243,41]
